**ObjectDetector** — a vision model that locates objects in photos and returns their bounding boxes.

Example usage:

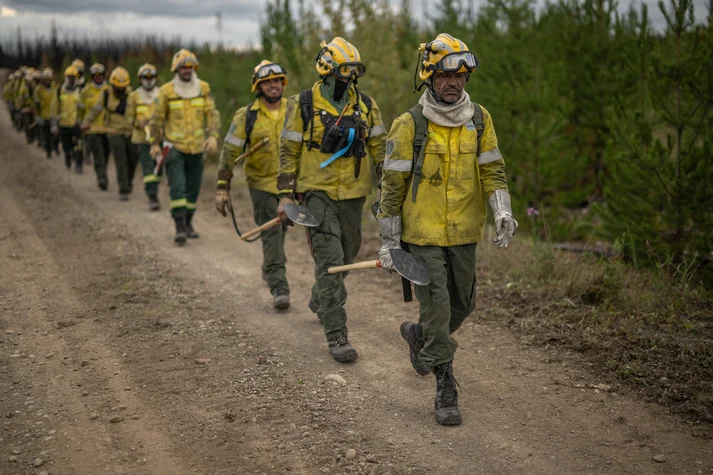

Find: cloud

[4,0,265,19]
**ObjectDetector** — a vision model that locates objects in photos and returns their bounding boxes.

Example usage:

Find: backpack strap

[243,102,258,149]
[299,89,318,150]
[359,92,373,115]
[471,102,484,156]
[407,104,428,203]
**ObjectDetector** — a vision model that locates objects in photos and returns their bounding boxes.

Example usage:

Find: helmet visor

[256,63,285,79]
[436,52,479,73]
[333,62,366,79]
[139,67,157,78]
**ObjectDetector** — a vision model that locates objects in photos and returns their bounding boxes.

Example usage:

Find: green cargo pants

[165,148,203,218]
[59,125,82,170]
[408,243,477,368]
[249,189,288,295]
[305,191,365,342]
[108,135,138,195]
[135,143,159,198]
[87,133,108,187]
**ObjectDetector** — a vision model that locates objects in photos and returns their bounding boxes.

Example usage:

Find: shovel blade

[283,203,320,227]
[391,248,431,286]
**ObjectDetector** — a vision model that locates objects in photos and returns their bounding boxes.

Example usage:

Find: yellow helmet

[64,65,79,77]
[71,59,86,74]
[137,63,158,78]
[315,37,366,79]
[171,49,199,72]
[108,66,130,88]
[417,33,479,82]
[251,60,287,92]
[42,67,53,79]
[89,63,106,76]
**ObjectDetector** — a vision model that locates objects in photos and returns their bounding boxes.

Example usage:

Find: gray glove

[50,119,59,135]
[488,189,518,248]
[378,215,401,271]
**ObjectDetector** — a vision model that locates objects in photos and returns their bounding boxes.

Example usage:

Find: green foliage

[599,0,713,267]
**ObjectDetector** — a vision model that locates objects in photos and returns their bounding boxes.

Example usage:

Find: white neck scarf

[418,89,474,128]
[171,71,200,98]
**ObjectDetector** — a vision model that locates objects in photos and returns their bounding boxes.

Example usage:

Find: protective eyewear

[89,67,105,75]
[255,63,285,79]
[434,51,479,73]
[333,62,366,79]
[139,69,157,78]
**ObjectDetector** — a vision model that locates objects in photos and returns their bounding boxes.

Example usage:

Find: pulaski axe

[240,203,320,241]
[327,249,431,286]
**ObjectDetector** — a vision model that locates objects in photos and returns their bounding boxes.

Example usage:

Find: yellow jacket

[149,78,220,155]
[218,98,287,194]
[379,104,508,247]
[14,81,33,110]
[78,82,109,133]
[2,81,12,103]
[33,84,57,120]
[277,82,387,201]
[84,87,133,134]
[126,87,159,144]
[50,85,81,128]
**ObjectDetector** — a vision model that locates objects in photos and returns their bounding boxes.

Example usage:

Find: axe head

[283,203,320,227]
[391,248,431,286]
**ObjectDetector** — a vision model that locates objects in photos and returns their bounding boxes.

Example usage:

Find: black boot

[148,195,160,211]
[273,288,290,310]
[400,322,431,376]
[185,213,199,239]
[328,335,358,363]
[433,362,462,426]
[173,214,187,245]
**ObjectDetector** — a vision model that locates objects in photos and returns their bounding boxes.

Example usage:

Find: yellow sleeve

[277,94,303,195]
[378,112,415,218]
[217,107,248,189]
[477,106,508,197]
[77,87,88,121]
[149,87,168,146]
[365,97,387,173]
[126,92,137,130]
[49,90,59,119]
[202,82,220,139]
[83,90,104,124]
[32,87,41,114]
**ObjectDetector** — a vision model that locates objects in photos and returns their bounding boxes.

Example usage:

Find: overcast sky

[0,0,710,48]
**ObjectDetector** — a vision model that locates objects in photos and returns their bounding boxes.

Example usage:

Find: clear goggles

[89,66,105,75]
[434,51,479,73]
[255,63,285,79]
[139,69,157,79]
[333,62,366,79]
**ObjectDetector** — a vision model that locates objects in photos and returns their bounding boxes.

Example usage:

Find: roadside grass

[476,236,713,436]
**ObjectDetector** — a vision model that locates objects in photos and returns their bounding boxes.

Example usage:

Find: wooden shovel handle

[328,260,381,274]
[240,217,282,241]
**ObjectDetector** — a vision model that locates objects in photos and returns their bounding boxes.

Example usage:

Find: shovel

[240,203,320,241]
[328,248,431,285]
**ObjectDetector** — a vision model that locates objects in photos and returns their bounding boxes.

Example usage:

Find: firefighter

[277,38,387,362]
[126,63,161,210]
[216,60,290,309]
[149,49,220,244]
[33,67,59,159]
[50,65,84,173]
[378,34,518,425]
[79,63,110,190]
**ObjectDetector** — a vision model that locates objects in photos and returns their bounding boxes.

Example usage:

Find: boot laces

[439,366,461,406]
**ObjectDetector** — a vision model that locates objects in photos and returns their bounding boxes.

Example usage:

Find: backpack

[407,103,484,202]
[244,102,259,149]
[299,88,373,150]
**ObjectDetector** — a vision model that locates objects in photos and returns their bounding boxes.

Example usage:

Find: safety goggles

[139,69,157,79]
[434,51,479,73]
[255,63,285,79]
[333,62,366,79]
[89,66,105,75]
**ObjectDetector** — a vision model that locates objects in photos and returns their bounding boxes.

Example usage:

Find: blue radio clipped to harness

[319,128,356,169]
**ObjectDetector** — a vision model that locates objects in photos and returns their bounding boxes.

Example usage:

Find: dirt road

[1,92,711,475]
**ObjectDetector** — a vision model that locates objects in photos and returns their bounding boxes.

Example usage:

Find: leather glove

[203,136,218,156]
[378,215,402,271]
[488,189,518,248]
[50,123,59,135]
[150,143,162,160]
[277,196,295,226]
[215,189,231,217]
[80,121,91,132]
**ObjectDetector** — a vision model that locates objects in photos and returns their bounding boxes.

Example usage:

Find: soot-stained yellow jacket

[83,87,133,134]
[33,83,58,120]
[379,103,508,247]
[50,85,81,128]
[149,79,220,155]
[126,87,159,144]
[277,82,387,201]
[78,82,109,134]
